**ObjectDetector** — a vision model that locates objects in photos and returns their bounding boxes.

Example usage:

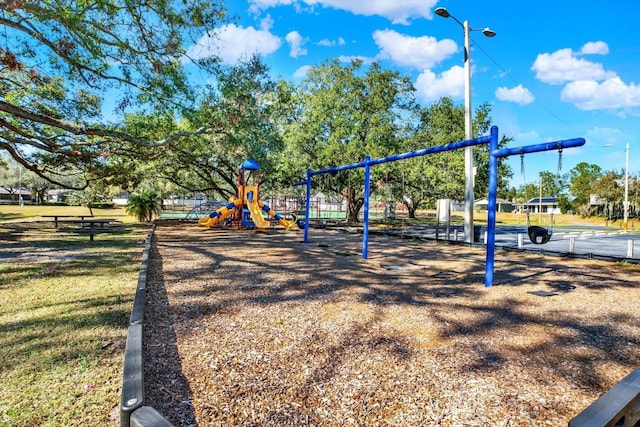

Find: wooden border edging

[120,224,175,427]
[130,407,175,427]
[568,367,640,427]
[120,323,144,425]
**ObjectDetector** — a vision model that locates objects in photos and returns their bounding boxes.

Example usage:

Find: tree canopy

[151,57,285,201]
[273,61,512,221]
[2,11,522,215]
[275,59,418,222]
[0,0,226,188]
[569,162,603,205]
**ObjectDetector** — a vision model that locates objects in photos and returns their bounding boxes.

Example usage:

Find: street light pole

[624,142,630,231]
[435,7,495,243]
[462,19,474,243]
[605,142,631,231]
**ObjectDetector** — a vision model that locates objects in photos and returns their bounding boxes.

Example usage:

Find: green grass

[367,209,635,228]
[0,220,148,426]
[0,204,138,224]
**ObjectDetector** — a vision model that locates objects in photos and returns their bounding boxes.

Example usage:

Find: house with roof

[474,198,515,212]
[0,187,31,202]
[520,197,560,214]
[45,189,74,203]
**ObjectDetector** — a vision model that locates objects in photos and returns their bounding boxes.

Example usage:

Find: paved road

[492,225,640,259]
[393,224,640,260]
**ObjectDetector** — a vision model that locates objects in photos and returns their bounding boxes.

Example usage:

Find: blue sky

[185,0,639,189]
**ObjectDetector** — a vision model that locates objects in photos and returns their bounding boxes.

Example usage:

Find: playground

[142,222,639,426]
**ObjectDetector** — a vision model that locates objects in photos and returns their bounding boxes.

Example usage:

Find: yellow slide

[246,198,271,229]
[199,186,296,230]
[198,199,240,227]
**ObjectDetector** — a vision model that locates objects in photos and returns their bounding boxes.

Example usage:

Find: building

[45,189,74,203]
[521,197,560,214]
[475,198,515,213]
[0,187,31,202]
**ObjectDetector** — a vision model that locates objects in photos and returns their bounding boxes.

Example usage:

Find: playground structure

[296,126,586,287]
[198,159,295,230]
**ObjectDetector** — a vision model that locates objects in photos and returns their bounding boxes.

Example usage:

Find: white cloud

[317,37,346,47]
[561,77,640,111]
[248,0,295,14]
[249,0,437,24]
[531,48,614,84]
[515,130,541,145]
[414,66,464,103]
[185,24,281,64]
[293,65,312,78]
[373,29,457,70]
[495,85,535,106]
[285,31,308,58]
[532,42,639,113]
[259,15,275,31]
[581,41,608,55]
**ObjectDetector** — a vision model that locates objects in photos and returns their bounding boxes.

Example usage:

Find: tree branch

[0,139,88,189]
[0,100,226,147]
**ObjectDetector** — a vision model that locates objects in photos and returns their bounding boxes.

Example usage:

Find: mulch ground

[143,222,640,426]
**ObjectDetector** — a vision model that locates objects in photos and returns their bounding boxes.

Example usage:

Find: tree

[593,171,624,219]
[276,59,417,222]
[395,97,466,218]
[0,0,227,188]
[557,194,574,214]
[630,175,640,218]
[125,189,162,222]
[151,57,285,200]
[516,183,540,204]
[22,172,53,205]
[538,171,564,197]
[0,155,22,199]
[569,162,602,205]
[395,98,512,218]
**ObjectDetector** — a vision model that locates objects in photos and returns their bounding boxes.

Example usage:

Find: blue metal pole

[362,156,371,259]
[310,136,491,177]
[484,126,499,287]
[492,138,585,158]
[304,168,312,244]
[483,135,585,288]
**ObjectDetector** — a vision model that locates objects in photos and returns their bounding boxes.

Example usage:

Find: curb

[119,223,175,427]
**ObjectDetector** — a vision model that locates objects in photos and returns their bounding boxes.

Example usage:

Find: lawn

[0,204,136,223]
[0,215,149,426]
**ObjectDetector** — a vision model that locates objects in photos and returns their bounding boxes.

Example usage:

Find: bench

[57,219,125,241]
[569,367,640,427]
[42,215,94,228]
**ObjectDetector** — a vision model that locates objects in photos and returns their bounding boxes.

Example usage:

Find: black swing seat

[528,226,552,244]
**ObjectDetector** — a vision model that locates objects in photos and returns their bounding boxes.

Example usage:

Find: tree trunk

[345,187,364,223]
[347,200,362,223]
[407,205,417,219]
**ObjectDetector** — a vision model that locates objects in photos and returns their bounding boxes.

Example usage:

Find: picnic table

[56,218,125,241]
[42,215,94,228]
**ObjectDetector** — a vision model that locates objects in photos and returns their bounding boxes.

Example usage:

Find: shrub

[125,190,162,222]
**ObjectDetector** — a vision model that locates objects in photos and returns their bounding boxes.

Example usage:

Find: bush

[125,190,162,222]
[88,202,115,209]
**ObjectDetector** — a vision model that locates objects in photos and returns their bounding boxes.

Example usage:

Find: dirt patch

[144,223,640,426]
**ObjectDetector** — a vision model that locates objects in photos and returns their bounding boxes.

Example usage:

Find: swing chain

[557,148,563,174]
[519,149,525,183]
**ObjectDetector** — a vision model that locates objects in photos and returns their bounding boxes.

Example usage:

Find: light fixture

[435,7,496,243]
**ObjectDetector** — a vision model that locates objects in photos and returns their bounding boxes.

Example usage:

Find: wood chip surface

[143,223,640,426]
